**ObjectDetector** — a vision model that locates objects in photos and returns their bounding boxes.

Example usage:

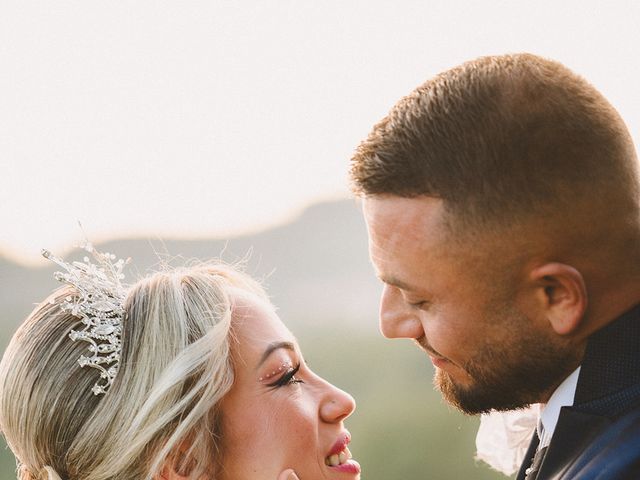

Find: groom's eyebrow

[257,341,296,368]
[380,274,417,292]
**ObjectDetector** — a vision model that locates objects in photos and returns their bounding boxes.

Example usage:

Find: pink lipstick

[324,431,361,475]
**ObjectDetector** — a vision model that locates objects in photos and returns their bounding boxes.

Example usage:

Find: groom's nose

[379,284,424,339]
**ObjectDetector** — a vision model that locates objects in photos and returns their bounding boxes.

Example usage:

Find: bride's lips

[324,430,361,475]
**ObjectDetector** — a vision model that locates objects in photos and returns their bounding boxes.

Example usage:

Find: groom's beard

[434,305,582,415]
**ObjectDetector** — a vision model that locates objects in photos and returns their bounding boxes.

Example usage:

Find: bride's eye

[267,363,304,388]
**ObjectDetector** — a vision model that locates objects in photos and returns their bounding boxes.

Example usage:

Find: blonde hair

[0,262,267,480]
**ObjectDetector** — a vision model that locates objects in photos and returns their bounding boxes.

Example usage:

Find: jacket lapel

[516,434,540,480]
[525,302,640,478]
[535,408,610,479]
[518,305,640,480]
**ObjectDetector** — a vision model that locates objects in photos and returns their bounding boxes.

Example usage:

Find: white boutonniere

[475,404,541,476]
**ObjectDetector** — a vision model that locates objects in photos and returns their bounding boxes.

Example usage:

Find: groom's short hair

[350,53,638,233]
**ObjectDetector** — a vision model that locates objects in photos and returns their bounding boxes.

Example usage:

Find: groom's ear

[528,262,587,335]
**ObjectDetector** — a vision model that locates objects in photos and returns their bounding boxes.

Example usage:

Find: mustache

[413,336,444,358]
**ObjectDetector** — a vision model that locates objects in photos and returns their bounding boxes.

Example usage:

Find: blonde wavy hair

[0,262,267,480]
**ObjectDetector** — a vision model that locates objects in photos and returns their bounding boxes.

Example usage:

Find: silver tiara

[42,243,130,395]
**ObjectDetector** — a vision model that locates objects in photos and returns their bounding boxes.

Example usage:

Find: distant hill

[0,199,504,480]
[0,199,381,347]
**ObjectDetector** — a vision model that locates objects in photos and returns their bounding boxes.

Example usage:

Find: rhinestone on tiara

[42,243,130,396]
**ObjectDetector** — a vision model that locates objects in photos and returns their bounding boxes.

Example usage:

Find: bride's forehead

[231,290,276,319]
[230,292,292,340]
[230,308,298,370]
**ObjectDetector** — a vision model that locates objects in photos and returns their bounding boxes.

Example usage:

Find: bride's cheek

[222,404,291,476]
[277,410,321,472]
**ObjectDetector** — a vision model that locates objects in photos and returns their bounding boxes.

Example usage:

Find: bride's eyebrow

[256,341,295,368]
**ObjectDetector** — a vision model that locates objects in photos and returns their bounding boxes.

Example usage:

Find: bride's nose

[320,383,356,423]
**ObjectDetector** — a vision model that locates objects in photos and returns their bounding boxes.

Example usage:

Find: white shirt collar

[538,366,581,447]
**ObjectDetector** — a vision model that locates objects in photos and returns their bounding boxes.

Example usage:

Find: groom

[283,53,640,479]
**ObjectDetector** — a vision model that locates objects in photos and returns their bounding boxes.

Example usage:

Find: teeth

[325,447,352,466]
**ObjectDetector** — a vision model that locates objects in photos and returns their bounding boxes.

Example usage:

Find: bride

[0,245,360,480]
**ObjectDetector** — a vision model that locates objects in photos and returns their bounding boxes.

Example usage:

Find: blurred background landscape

[2,1,638,478]
[0,199,504,479]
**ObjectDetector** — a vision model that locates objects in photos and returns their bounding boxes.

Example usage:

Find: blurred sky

[2,0,639,265]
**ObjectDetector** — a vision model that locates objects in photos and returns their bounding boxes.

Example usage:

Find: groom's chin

[434,369,531,415]
[434,369,482,415]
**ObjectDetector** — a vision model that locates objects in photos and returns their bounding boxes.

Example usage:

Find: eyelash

[267,363,304,388]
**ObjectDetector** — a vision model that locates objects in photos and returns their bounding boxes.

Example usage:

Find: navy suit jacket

[516,304,640,479]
